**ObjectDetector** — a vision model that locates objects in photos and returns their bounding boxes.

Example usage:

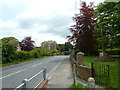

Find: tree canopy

[20,36,35,51]
[94,1,120,50]
[67,1,97,55]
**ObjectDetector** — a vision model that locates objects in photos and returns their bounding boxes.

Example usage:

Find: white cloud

[0,0,104,46]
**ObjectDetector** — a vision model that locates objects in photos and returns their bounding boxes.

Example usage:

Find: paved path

[47,57,73,88]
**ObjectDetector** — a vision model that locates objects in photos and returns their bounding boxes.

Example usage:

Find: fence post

[91,62,94,78]
[22,79,28,90]
[43,67,46,80]
[73,64,76,84]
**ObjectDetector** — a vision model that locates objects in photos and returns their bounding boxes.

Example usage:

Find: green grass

[84,56,119,88]
[84,56,96,67]
[0,56,51,67]
[98,61,118,88]
[70,82,88,88]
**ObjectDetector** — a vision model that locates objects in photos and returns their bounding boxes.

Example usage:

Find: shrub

[63,51,70,55]
[15,51,30,61]
[2,43,16,63]
[70,82,88,88]
[51,49,59,55]
[31,48,42,58]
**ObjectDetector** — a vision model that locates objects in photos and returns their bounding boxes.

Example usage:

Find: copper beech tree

[67,1,97,55]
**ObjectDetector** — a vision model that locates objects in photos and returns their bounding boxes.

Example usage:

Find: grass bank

[1,56,52,67]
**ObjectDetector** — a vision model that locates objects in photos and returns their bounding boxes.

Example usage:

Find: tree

[20,36,35,51]
[57,44,65,52]
[41,40,57,50]
[94,1,120,54]
[65,42,72,51]
[67,1,97,55]
[1,37,19,50]
[2,43,15,63]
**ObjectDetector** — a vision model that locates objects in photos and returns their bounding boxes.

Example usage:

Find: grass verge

[1,56,52,67]
[70,82,88,88]
[84,56,96,67]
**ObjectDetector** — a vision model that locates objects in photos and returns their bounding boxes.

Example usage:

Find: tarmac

[47,56,73,88]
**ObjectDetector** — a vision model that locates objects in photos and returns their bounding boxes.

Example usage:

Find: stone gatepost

[77,52,84,65]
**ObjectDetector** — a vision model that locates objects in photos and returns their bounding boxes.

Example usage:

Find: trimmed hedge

[2,46,52,64]
[2,43,16,63]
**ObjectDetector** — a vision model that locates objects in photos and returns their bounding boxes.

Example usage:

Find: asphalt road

[1,56,68,89]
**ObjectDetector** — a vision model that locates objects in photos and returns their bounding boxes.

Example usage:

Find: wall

[76,65,92,81]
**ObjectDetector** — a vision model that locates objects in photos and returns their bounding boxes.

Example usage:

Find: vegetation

[67,1,98,55]
[1,37,19,50]
[2,46,52,64]
[2,43,16,63]
[84,56,119,88]
[94,2,120,55]
[1,36,56,65]
[1,56,51,67]
[57,42,71,55]
[70,82,88,88]
[20,36,35,51]
[84,56,96,67]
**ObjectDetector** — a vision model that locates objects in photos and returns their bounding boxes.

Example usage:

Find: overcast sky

[0,0,104,46]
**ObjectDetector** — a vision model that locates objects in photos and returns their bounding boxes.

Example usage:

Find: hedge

[2,45,52,64]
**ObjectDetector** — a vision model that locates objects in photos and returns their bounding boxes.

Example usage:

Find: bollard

[87,77,95,88]
[43,67,46,80]
[22,79,28,90]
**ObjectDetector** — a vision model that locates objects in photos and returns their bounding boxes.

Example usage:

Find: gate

[91,61,110,87]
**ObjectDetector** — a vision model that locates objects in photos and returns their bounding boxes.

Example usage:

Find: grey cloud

[18,14,71,38]
[18,19,37,29]
[38,15,72,37]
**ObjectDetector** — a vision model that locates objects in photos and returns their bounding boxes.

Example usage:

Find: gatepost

[77,52,84,65]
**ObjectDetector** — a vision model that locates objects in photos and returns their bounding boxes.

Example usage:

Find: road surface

[1,56,68,89]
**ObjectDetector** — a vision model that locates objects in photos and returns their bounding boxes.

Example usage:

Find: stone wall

[77,65,92,81]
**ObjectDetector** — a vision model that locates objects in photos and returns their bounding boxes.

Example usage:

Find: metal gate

[91,61,110,87]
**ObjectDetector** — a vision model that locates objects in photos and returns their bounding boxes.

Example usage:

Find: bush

[63,51,70,55]
[2,43,16,64]
[2,45,53,64]
[70,82,88,88]
[51,49,59,55]
[31,48,42,58]
[15,51,31,61]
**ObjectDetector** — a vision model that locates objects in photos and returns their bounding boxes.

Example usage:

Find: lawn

[84,56,119,88]
[84,56,96,67]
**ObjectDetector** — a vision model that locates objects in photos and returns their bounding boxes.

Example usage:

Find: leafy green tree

[65,42,72,51]
[1,37,19,50]
[41,40,57,50]
[94,2,120,52]
[57,44,65,52]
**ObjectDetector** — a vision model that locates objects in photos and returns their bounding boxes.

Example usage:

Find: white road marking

[31,59,55,67]
[0,69,26,79]
[31,63,42,67]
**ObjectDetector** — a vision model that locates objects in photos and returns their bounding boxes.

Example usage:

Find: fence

[91,62,110,87]
[14,67,46,90]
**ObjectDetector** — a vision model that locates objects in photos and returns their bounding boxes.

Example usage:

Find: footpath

[47,57,73,88]
[39,56,105,89]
